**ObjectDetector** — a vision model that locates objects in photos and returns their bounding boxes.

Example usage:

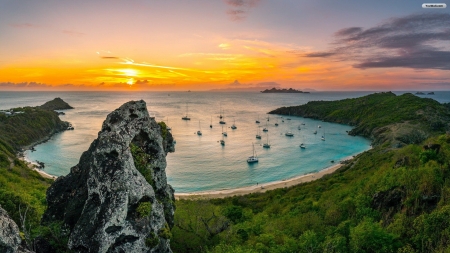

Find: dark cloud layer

[305,13,450,70]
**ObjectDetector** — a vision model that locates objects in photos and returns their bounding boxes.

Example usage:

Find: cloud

[223,0,261,21]
[305,13,450,70]
[9,23,39,29]
[135,80,149,84]
[61,30,84,37]
[101,56,119,59]
[0,82,51,88]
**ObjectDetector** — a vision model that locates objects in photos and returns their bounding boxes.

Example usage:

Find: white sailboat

[285,131,294,137]
[197,120,202,135]
[313,130,317,134]
[263,121,268,132]
[231,117,237,129]
[220,126,225,145]
[300,131,306,148]
[256,126,262,139]
[219,107,226,124]
[263,133,270,148]
[247,143,258,163]
[256,115,260,124]
[321,131,325,141]
[182,103,190,120]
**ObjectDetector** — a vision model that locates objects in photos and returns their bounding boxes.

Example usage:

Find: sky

[0,0,449,91]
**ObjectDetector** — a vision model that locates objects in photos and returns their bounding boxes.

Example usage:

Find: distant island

[260,87,310,93]
[39,97,74,110]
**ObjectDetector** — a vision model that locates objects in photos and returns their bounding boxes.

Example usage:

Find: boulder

[42,100,175,253]
[0,206,21,253]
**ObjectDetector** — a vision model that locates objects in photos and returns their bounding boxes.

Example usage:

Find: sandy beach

[175,162,345,200]
[18,154,57,180]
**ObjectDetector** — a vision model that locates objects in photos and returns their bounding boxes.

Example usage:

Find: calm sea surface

[1,91,449,193]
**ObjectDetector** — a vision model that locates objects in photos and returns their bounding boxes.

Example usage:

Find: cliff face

[42,100,175,253]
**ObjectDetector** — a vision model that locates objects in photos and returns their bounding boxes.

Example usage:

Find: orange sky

[1,1,449,91]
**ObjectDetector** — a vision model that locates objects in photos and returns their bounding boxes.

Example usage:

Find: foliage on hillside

[0,100,72,251]
[269,92,450,145]
[0,107,69,150]
[172,134,450,252]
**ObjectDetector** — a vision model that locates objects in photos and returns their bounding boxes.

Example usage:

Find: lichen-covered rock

[42,100,175,253]
[0,206,21,253]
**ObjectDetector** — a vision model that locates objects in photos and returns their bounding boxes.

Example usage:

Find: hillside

[0,99,71,252]
[269,92,450,146]
[171,93,450,253]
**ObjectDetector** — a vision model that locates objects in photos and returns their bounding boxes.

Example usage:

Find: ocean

[1,91,449,193]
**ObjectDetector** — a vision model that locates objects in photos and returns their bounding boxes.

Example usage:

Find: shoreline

[18,156,58,180]
[175,157,352,200]
[18,151,58,180]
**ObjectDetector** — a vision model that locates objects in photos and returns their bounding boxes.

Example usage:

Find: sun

[120,68,138,77]
[127,78,134,86]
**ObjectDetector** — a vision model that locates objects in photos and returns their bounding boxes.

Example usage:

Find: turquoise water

[2,91,448,193]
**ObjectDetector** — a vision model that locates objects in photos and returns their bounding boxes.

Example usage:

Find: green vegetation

[146,232,160,248]
[0,106,68,149]
[159,222,173,240]
[130,143,155,188]
[158,121,168,140]
[172,93,450,252]
[0,100,72,251]
[137,201,153,217]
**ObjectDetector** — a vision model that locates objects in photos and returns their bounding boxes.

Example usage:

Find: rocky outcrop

[0,206,21,253]
[39,97,74,110]
[42,100,175,253]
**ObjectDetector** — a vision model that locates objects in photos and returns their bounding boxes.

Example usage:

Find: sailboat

[197,120,202,135]
[210,116,213,128]
[256,127,262,139]
[231,117,237,129]
[220,126,225,145]
[267,116,270,122]
[263,121,268,132]
[182,103,190,120]
[298,125,301,130]
[256,115,260,124]
[285,131,294,137]
[321,132,325,141]
[219,107,226,124]
[299,131,306,148]
[247,143,258,163]
[313,130,317,134]
[222,124,227,136]
[166,117,171,130]
[263,133,270,148]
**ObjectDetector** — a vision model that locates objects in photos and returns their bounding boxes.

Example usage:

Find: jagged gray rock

[0,206,21,253]
[42,100,175,253]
